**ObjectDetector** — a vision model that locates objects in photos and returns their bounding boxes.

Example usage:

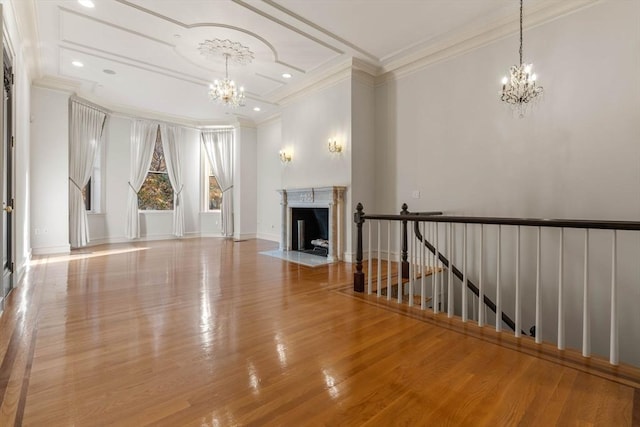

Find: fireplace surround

[277,186,346,262]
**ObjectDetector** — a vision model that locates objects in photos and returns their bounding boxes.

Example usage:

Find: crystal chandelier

[209,54,245,107]
[500,0,543,117]
[199,39,254,108]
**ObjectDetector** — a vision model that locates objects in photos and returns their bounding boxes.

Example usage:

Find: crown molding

[8,0,41,79]
[232,118,257,128]
[376,0,599,85]
[32,75,82,93]
[33,76,242,128]
[255,112,282,128]
[271,56,379,107]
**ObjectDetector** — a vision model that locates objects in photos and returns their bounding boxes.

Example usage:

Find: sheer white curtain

[159,124,184,237]
[201,129,234,237]
[69,100,107,248]
[125,121,158,239]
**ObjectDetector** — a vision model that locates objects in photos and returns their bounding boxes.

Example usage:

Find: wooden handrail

[362,212,640,231]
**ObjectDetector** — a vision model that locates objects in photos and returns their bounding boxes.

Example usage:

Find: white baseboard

[32,244,71,255]
[85,232,211,247]
[256,232,279,242]
[234,233,256,241]
[199,232,224,238]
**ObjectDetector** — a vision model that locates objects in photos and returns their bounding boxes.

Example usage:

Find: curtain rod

[70,96,111,115]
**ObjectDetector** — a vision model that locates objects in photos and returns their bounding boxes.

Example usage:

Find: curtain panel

[201,129,234,237]
[125,121,158,239]
[159,124,185,237]
[69,100,107,248]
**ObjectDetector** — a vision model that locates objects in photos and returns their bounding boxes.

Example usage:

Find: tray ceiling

[29,0,592,124]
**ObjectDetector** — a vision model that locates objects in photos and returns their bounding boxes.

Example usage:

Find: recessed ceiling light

[253,107,261,112]
[72,61,84,67]
[78,0,95,8]
[282,73,292,79]
[103,69,116,75]
[173,34,181,38]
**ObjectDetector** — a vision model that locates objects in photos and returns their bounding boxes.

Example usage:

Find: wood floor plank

[0,238,635,426]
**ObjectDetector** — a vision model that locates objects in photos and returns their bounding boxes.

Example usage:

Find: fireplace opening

[291,207,329,257]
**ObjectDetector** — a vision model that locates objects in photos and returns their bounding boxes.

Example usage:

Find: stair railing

[353,202,640,366]
[409,211,523,334]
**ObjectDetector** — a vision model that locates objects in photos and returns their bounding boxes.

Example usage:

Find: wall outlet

[412,190,420,199]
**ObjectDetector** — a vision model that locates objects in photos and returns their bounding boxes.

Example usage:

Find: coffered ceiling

[28,0,595,124]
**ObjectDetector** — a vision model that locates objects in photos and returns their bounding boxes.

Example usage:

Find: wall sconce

[328,138,342,153]
[279,149,292,163]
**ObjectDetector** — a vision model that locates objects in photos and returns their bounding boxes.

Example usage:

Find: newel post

[401,203,409,279]
[354,203,365,292]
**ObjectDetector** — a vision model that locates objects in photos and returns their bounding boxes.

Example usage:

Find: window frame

[201,145,222,213]
[138,128,174,212]
[83,130,106,214]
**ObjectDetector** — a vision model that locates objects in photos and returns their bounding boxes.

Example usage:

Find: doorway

[0,44,14,310]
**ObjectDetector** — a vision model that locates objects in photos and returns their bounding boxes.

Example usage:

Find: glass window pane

[139,172,174,210]
[209,175,222,210]
[149,132,166,172]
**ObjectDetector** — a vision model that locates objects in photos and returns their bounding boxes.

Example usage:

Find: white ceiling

[29,0,592,124]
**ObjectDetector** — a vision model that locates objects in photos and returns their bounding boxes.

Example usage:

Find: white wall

[256,117,282,242]
[256,78,354,257]
[350,73,376,259]
[234,123,257,240]
[375,1,640,365]
[30,86,69,254]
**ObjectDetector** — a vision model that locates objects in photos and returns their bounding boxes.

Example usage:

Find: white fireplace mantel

[277,186,346,262]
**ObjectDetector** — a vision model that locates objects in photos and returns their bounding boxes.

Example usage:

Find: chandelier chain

[519,0,523,66]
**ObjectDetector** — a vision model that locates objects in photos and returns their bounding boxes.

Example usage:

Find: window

[202,147,223,211]
[82,178,92,210]
[138,129,173,210]
[208,174,222,210]
[82,143,103,212]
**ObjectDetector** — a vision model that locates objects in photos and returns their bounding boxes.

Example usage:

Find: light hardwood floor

[0,238,638,426]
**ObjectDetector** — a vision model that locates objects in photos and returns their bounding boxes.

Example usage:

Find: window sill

[200,210,221,214]
[139,210,174,215]
[86,212,105,216]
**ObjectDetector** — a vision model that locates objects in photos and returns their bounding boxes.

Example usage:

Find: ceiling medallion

[199,39,254,108]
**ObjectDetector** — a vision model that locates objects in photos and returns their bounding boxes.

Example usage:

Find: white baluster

[431,222,435,310]
[479,224,484,327]
[610,231,618,365]
[583,229,590,357]
[398,221,402,303]
[462,224,468,322]
[558,228,565,350]
[421,222,426,310]
[377,221,382,298]
[515,226,521,338]
[409,221,414,307]
[448,223,453,318]
[367,221,372,294]
[433,223,439,313]
[496,225,502,332]
[535,226,541,344]
[387,221,392,301]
